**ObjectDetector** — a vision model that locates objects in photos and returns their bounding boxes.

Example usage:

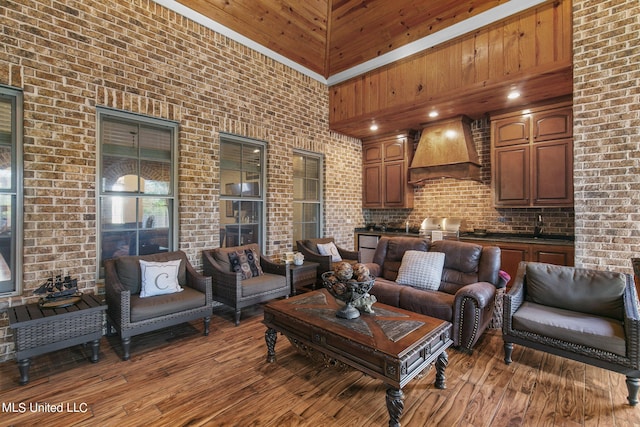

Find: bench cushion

[513,301,626,357]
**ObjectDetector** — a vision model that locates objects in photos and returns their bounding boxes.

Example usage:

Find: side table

[289,261,319,295]
[8,293,106,385]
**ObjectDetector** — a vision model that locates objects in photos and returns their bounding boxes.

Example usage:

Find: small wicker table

[289,261,319,295]
[8,293,106,385]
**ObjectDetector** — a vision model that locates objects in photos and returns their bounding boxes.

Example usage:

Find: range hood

[409,115,481,183]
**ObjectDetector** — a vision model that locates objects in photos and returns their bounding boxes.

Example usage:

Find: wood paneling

[177,0,330,75]
[329,0,573,139]
[177,0,506,77]
[328,0,503,76]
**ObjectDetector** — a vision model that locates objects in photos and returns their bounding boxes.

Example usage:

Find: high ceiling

[176,0,511,79]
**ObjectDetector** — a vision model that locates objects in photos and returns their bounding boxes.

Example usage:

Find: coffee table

[263,289,452,427]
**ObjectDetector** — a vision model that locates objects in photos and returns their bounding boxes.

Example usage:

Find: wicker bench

[8,294,106,385]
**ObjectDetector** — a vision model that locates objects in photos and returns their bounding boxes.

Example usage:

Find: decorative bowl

[322,271,375,319]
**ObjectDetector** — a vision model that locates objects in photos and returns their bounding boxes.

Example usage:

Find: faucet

[534,215,544,237]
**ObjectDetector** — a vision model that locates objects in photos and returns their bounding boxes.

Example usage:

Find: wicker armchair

[202,244,290,325]
[503,261,640,405]
[296,237,360,286]
[104,251,213,361]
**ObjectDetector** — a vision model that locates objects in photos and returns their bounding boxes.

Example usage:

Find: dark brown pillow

[228,249,263,279]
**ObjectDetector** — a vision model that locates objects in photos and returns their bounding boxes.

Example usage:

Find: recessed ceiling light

[370,124,378,131]
[507,91,520,99]
[429,111,439,118]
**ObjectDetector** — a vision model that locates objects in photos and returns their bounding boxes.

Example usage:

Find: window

[219,134,265,250]
[97,107,178,277]
[0,86,23,296]
[293,151,322,246]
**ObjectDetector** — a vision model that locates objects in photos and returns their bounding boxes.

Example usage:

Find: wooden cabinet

[362,133,413,208]
[463,238,574,288]
[492,101,573,207]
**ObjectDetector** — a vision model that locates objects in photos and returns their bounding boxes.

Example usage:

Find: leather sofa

[366,236,501,353]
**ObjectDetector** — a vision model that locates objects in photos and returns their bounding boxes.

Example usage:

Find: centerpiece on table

[33,274,82,308]
[322,262,376,319]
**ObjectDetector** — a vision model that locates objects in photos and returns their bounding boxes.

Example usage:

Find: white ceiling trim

[155,0,548,86]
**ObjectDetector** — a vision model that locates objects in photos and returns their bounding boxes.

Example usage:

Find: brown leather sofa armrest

[364,262,382,278]
[454,281,496,310]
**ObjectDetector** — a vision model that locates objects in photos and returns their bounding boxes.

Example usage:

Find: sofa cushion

[398,285,454,322]
[513,301,626,357]
[139,259,183,298]
[396,251,445,291]
[525,262,626,320]
[381,237,429,281]
[114,251,188,295]
[130,286,206,323]
[370,278,454,322]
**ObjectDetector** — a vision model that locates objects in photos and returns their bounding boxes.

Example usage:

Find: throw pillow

[139,259,183,298]
[317,242,342,262]
[228,249,264,279]
[395,251,445,291]
[245,248,264,277]
[228,250,253,280]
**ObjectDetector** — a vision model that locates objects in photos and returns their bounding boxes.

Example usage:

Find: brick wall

[573,0,640,270]
[0,0,361,361]
[364,118,576,235]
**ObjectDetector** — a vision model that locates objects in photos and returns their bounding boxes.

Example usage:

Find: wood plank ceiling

[176,0,572,138]
[177,0,507,78]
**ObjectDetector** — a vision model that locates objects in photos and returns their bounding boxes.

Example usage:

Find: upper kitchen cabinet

[491,101,573,208]
[362,133,414,208]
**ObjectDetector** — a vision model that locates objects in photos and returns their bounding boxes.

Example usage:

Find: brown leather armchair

[503,262,640,405]
[366,236,501,353]
[104,250,213,361]
[296,237,360,285]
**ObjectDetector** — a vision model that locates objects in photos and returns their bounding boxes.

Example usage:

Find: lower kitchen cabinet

[462,239,574,287]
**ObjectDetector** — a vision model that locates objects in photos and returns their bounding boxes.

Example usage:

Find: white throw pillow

[139,259,183,298]
[395,251,445,291]
[316,242,342,262]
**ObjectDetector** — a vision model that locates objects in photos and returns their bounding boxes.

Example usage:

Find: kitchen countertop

[354,228,574,246]
[460,232,574,246]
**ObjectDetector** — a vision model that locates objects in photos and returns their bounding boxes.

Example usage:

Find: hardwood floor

[1,303,639,426]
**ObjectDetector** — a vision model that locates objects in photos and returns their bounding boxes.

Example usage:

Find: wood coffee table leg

[435,350,448,389]
[386,387,404,427]
[265,328,277,363]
